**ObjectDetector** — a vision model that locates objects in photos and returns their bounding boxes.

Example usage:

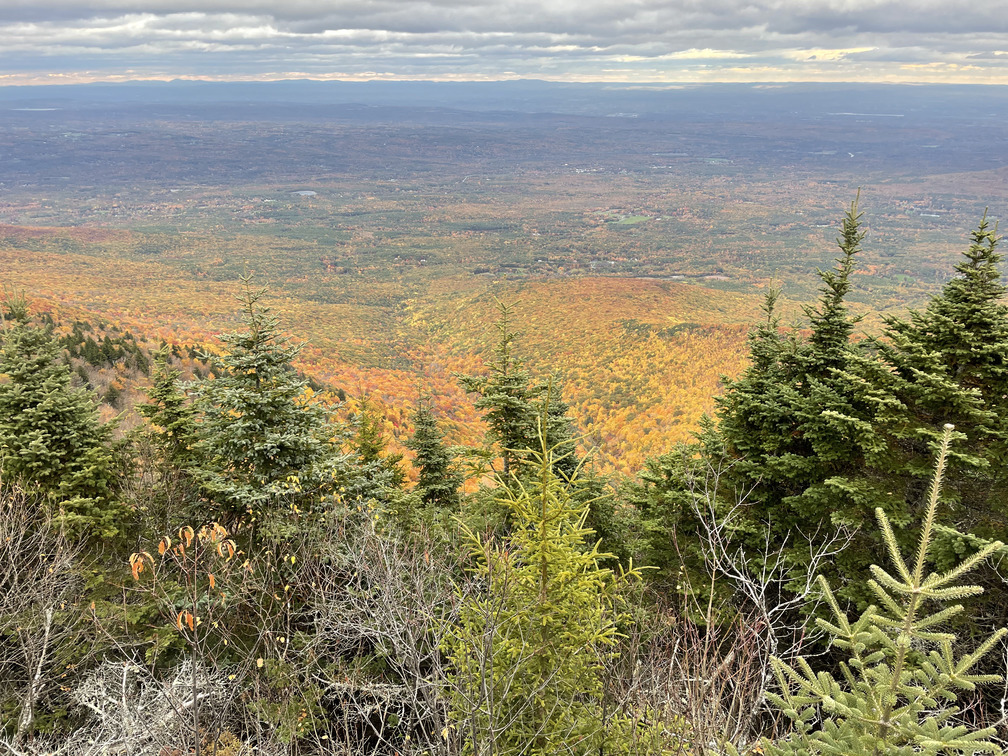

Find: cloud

[1,0,1008,83]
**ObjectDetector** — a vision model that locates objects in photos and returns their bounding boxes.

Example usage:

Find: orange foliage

[2,238,763,478]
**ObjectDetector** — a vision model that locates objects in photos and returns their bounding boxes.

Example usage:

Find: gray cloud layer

[1,0,1007,83]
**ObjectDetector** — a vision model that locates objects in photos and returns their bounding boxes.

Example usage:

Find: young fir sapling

[765,424,1007,756]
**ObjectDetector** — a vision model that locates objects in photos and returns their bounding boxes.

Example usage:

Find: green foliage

[406,396,463,512]
[447,424,641,756]
[623,419,722,594]
[353,394,406,490]
[766,425,1007,756]
[459,299,539,480]
[0,295,122,538]
[460,302,630,559]
[866,213,1008,551]
[138,345,197,467]
[798,213,1008,622]
[127,346,205,536]
[249,658,326,745]
[189,277,347,532]
[712,199,886,597]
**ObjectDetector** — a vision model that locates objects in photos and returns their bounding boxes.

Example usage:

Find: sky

[2,0,1008,86]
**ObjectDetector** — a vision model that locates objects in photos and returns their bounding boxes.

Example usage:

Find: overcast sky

[2,0,1008,85]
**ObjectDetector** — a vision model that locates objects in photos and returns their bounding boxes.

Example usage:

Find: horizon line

[2,75,1008,89]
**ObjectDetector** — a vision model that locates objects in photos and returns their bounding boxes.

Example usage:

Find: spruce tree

[534,377,581,483]
[716,198,880,587]
[189,277,344,531]
[405,397,462,511]
[460,305,629,558]
[0,296,121,538]
[134,345,201,527]
[766,425,1006,756]
[624,418,725,594]
[353,395,406,490]
[459,300,538,481]
[460,303,588,481]
[809,214,1008,632]
[137,345,197,469]
[870,214,1008,546]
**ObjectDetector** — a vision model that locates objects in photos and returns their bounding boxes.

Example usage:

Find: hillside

[2,228,763,475]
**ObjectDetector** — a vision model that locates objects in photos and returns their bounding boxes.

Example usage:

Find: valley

[3,81,1007,476]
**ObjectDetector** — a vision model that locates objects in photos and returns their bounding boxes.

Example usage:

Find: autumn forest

[4,81,1008,756]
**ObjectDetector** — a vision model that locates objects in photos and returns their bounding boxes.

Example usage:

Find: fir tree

[189,277,344,531]
[624,417,725,594]
[0,295,121,538]
[810,214,1008,630]
[460,305,584,480]
[766,425,1006,756]
[447,421,640,756]
[405,397,462,512]
[459,300,538,481]
[804,197,865,373]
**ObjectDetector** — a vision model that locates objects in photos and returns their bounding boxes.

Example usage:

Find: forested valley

[5,196,1008,756]
[5,81,1008,756]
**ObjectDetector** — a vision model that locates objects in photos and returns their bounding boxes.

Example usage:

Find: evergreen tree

[624,418,725,594]
[460,305,628,557]
[766,425,1006,756]
[460,303,587,482]
[716,197,881,588]
[869,214,1008,546]
[137,345,197,468]
[353,395,406,490]
[405,397,462,511]
[134,345,201,528]
[459,300,538,480]
[447,424,640,756]
[811,215,1008,630]
[0,295,121,538]
[534,377,581,483]
[189,277,344,531]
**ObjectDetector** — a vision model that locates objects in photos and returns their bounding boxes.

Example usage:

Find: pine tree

[804,197,864,373]
[0,295,121,538]
[766,425,1006,756]
[405,397,462,511]
[447,421,640,756]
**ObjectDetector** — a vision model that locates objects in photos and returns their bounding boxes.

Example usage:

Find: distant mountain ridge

[3,80,1008,125]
